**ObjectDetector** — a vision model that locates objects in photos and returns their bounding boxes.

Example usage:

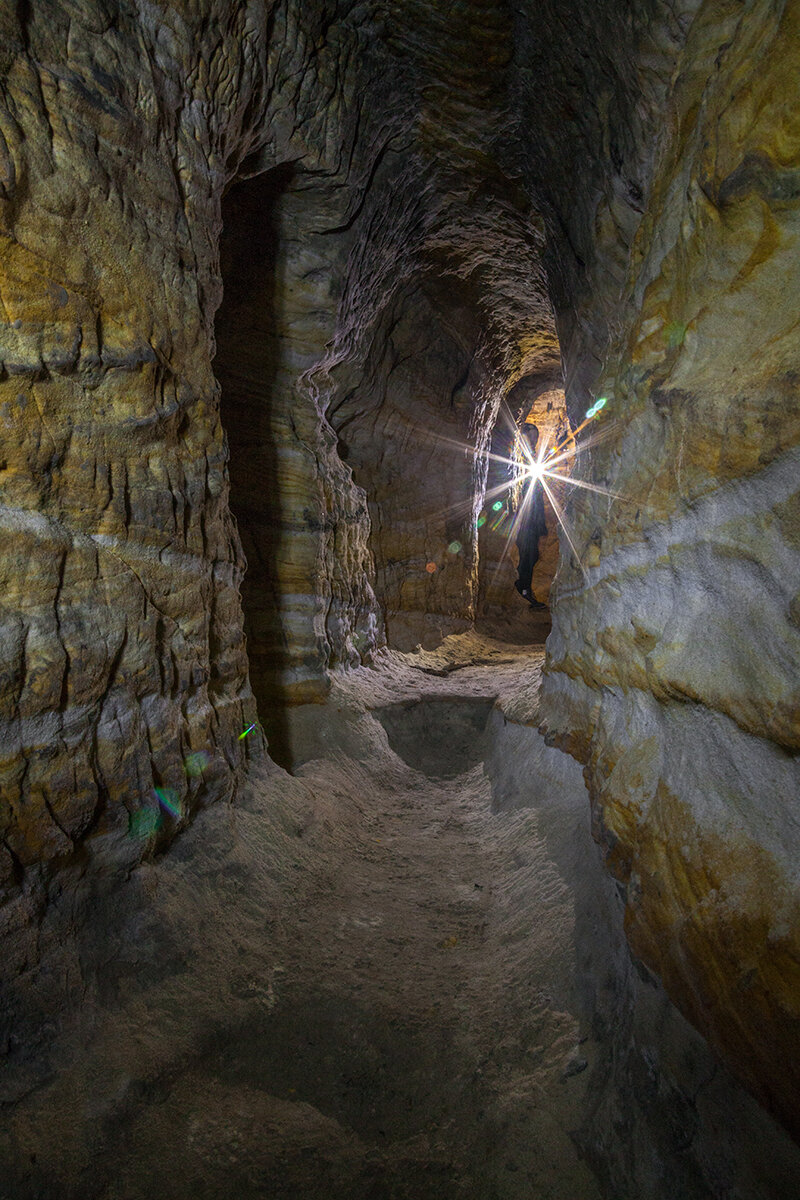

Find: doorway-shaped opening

[216,165,294,767]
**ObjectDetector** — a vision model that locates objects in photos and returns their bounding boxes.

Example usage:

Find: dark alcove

[215,165,295,767]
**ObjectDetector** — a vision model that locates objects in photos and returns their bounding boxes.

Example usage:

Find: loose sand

[3,621,798,1199]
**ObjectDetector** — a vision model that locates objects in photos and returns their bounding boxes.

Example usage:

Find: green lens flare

[492,500,503,512]
[585,396,608,421]
[128,808,163,838]
[154,787,181,818]
[184,751,209,778]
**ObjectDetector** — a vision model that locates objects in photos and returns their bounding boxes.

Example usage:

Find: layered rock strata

[540,0,800,1138]
[0,0,558,911]
[215,168,378,759]
[1,0,798,1157]
[0,3,270,937]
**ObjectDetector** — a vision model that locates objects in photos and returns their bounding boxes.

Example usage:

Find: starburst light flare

[411,396,625,585]
[478,397,626,587]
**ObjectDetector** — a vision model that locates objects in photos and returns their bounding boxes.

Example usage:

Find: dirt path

[180,632,607,1198]
[5,628,798,1200]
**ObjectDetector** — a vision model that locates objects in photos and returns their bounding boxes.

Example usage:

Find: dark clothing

[515,477,547,591]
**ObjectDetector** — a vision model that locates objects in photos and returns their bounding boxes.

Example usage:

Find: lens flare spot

[155,787,181,818]
[586,396,608,420]
[477,514,486,528]
[128,807,163,838]
[447,540,462,554]
[492,500,503,512]
[238,723,257,740]
[425,561,437,573]
[184,751,209,778]
[665,322,686,349]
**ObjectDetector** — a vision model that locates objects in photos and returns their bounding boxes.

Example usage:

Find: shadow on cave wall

[216,165,295,769]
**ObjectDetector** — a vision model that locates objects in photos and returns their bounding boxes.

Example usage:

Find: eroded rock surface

[540,0,800,1138]
[0,2,270,949]
[0,0,798,1169]
[0,0,559,909]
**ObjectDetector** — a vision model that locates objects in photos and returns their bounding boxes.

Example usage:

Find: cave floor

[9,614,785,1200]
[260,612,605,1199]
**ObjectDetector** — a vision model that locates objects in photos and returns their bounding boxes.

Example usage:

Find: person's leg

[515,541,546,608]
[516,543,534,592]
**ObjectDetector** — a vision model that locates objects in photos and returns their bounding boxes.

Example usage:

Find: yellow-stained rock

[543,0,800,1139]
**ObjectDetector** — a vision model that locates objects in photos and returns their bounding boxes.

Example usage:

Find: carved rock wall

[328,285,487,651]
[313,2,560,651]
[0,2,271,941]
[215,167,379,765]
[1,0,798,1154]
[540,0,800,1138]
[0,0,559,927]
[0,4,475,880]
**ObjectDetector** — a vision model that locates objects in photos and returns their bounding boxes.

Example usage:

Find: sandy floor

[272,627,602,1198]
[3,622,799,1199]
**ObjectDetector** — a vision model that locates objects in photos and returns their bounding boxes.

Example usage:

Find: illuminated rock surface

[539,1,800,1140]
[0,0,799,1194]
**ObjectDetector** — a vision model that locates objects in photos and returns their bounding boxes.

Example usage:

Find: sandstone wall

[0,0,393,920]
[539,0,800,1138]
[215,169,379,770]
[3,0,797,1151]
[0,0,559,925]
[0,2,271,938]
[328,284,488,651]
[313,2,560,652]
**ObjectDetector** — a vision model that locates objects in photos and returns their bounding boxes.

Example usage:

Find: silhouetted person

[514,424,548,610]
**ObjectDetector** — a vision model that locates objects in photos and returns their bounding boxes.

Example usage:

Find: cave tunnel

[2,3,800,1199]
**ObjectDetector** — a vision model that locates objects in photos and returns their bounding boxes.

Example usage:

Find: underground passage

[1,3,799,1198]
